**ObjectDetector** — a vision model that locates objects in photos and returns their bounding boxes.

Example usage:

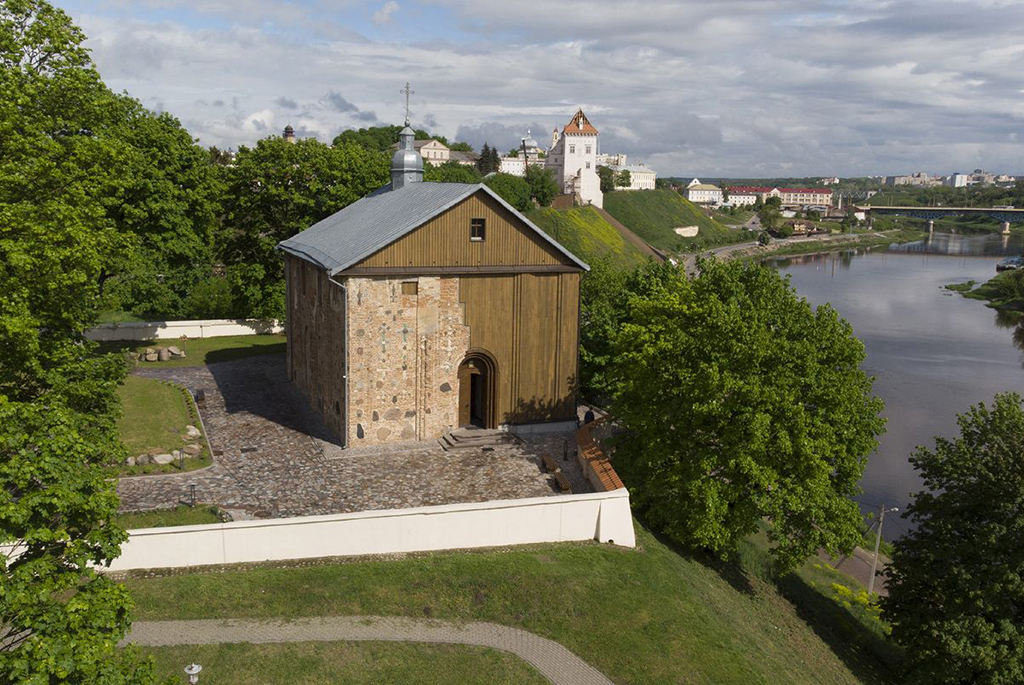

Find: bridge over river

[859,205,1024,232]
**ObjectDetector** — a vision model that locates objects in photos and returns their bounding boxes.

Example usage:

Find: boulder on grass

[183,443,203,456]
[167,345,184,357]
[144,348,158,362]
[151,453,175,465]
[135,454,151,465]
[157,347,171,362]
[185,425,201,439]
[125,456,136,466]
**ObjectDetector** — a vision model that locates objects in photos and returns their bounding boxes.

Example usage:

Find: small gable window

[569,144,576,154]
[471,218,486,242]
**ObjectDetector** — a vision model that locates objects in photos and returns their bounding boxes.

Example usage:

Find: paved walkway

[117,355,591,518]
[125,616,614,685]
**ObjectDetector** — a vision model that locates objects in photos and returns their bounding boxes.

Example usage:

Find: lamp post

[868,504,898,595]
[184,663,202,684]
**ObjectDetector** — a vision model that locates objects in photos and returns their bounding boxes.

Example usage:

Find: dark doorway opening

[457,352,496,428]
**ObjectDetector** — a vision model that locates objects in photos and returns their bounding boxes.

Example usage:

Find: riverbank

[945,270,1024,312]
[702,228,925,265]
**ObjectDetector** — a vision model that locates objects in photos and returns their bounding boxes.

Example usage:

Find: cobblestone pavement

[124,616,614,685]
[117,355,592,517]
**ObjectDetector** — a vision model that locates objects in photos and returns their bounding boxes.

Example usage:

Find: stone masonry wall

[346,276,470,447]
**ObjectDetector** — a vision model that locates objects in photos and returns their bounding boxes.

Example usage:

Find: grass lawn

[124,524,899,685]
[603,189,748,254]
[115,505,223,530]
[143,641,546,685]
[527,206,652,270]
[99,334,286,368]
[115,376,210,476]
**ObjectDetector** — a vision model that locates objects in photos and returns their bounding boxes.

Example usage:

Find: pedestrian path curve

[125,615,614,685]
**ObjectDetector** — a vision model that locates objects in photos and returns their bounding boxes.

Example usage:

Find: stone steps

[438,427,519,451]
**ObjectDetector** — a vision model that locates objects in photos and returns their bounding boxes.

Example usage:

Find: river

[768,232,1024,539]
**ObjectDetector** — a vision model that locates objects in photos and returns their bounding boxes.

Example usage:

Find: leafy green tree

[616,169,632,188]
[449,141,473,152]
[332,124,435,152]
[608,259,885,570]
[597,165,616,193]
[103,107,224,319]
[758,202,783,234]
[424,160,482,184]
[0,2,161,681]
[476,143,492,173]
[884,393,1024,685]
[484,173,532,212]
[525,165,559,207]
[222,137,388,317]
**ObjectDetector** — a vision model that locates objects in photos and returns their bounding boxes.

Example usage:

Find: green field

[603,189,747,253]
[115,505,223,530]
[124,524,898,684]
[99,334,286,368]
[115,376,211,475]
[527,206,652,270]
[144,641,546,685]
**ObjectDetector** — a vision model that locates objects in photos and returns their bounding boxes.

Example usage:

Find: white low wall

[109,489,635,572]
[85,319,283,341]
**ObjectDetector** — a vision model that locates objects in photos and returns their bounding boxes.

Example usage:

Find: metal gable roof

[276,182,589,274]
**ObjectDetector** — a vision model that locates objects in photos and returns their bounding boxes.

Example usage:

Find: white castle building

[545,109,603,208]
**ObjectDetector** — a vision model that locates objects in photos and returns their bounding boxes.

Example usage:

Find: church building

[277,124,588,448]
[545,109,603,208]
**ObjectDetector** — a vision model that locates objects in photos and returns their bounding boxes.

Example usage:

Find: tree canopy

[484,173,532,213]
[221,137,388,317]
[884,393,1024,685]
[525,165,559,207]
[424,160,482,184]
[607,259,885,570]
[597,165,616,193]
[0,2,161,681]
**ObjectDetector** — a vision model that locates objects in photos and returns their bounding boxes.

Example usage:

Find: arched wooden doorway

[457,351,497,428]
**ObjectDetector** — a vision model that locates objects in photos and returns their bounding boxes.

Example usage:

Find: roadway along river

[768,232,1024,539]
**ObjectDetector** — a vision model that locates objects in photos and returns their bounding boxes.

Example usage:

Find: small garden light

[184,663,202,684]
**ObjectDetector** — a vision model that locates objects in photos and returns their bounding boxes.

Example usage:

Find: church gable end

[343,190,578,273]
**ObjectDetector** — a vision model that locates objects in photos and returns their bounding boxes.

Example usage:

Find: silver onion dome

[390,125,423,190]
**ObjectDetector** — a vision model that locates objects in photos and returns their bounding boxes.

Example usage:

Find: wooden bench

[541,454,561,473]
[553,471,572,494]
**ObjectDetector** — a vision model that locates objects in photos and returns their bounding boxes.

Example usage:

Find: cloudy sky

[62,0,1024,177]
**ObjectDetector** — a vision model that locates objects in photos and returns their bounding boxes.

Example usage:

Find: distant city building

[607,164,657,190]
[725,186,833,207]
[969,169,997,185]
[683,178,723,204]
[499,130,546,177]
[819,176,840,185]
[596,152,628,167]
[885,172,942,187]
[545,109,603,207]
[389,138,462,166]
[948,173,969,188]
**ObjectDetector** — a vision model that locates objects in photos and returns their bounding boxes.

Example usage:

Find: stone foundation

[346,276,470,446]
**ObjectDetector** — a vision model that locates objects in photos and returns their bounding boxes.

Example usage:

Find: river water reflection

[769,232,1024,538]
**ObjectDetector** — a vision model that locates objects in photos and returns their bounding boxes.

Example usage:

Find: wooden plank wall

[459,272,579,424]
[355,193,570,268]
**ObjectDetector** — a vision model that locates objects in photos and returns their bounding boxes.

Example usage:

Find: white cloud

[373,1,400,26]
[68,1,1024,176]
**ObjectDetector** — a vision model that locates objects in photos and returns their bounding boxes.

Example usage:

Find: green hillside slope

[527,206,652,270]
[603,189,748,253]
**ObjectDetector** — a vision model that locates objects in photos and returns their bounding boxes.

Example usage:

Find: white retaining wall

[85,319,283,341]
[109,489,635,572]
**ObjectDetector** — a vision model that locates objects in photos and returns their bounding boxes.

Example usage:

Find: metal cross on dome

[400,82,414,125]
